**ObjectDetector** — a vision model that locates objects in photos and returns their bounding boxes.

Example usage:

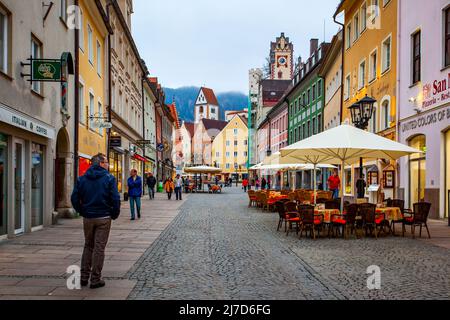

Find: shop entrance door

[14,139,25,234]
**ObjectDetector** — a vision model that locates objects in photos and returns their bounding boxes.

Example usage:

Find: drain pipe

[333,12,345,124]
[74,0,80,184]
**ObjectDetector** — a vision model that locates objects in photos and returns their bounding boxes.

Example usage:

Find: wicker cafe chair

[298,205,322,240]
[247,190,257,207]
[275,201,288,232]
[359,203,384,239]
[255,192,264,208]
[324,200,340,210]
[288,192,297,202]
[402,202,432,239]
[386,199,406,235]
[284,201,300,236]
[332,204,360,239]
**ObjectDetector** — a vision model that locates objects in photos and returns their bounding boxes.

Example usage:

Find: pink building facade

[269,102,289,154]
[397,0,450,220]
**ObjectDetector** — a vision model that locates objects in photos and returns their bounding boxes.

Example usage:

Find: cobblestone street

[128,187,450,300]
[0,187,449,300]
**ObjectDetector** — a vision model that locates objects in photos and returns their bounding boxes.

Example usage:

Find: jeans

[243,186,247,192]
[331,189,340,199]
[129,196,141,219]
[148,187,155,199]
[175,187,182,200]
[81,218,111,284]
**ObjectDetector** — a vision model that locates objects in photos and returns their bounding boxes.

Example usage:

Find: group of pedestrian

[163,174,183,200]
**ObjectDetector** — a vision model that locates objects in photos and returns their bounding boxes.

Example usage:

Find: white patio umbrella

[249,163,263,170]
[183,165,222,174]
[280,124,422,211]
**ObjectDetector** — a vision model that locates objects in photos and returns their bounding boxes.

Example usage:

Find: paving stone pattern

[127,188,450,300]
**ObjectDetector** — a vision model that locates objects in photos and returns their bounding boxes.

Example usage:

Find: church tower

[194,87,220,123]
[269,33,294,80]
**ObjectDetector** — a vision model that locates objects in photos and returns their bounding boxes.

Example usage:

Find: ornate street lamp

[348,95,377,199]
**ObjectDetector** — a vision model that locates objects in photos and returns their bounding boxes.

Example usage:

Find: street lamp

[348,95,377,199]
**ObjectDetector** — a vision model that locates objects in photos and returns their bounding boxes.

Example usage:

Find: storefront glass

[109,152,123,193]
[445,130,450,219]
[31,143,44,227]
[409,135,426,204]
[0,133,7,236]
[345,168,352,195]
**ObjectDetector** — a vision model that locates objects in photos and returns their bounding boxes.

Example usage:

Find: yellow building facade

[212,115,249,181]
[336,0,398,199]
[77,0,110,175]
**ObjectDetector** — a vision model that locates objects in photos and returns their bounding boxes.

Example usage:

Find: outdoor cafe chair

[285,201,301,236]
[402,202,432,239]
[386,199,408,235]
[298,206,323,240]
[324,200,340,210]
[331,204,360,239]
[288,192,297,202]
[275,201,288,232]
[261,192,277,211]
[359,203,385,239]
[247,190,257,207]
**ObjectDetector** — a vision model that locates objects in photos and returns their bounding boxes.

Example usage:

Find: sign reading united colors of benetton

[32,59,62,82]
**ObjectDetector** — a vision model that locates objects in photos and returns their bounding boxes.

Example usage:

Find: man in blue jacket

[71,153,121,289]
[127,169,143,220]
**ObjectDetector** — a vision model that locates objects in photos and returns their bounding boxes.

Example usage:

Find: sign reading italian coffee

[31,59,62,82]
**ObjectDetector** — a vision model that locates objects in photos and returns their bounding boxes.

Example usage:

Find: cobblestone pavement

[0,193,186,300]
[128,187,450,300]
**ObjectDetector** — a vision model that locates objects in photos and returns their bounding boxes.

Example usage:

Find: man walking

[146,172,157,200]
[127,169,143,220]
[327,169,341,199]
[175,174,183,200]
[71,153,120,289]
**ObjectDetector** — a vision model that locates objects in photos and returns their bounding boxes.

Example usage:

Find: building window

[369,49,377,82]
[358,60,366,89]
[307,120,311,137]
[216,152,220,157]
[412,31,421,84]
[344,74,351,100]
[445,7,450,67]
[307,88,311,104]
[294,128,297,142]
[226,152,230,158]
[381,99,390,130]
[234,140,238,146]
[31,36,42,94]
[382,35,391,73]
[318,79,322,97]
[354,13,359,41]
[79,82,85,124]
[382,0,391,6]
[244,151,248,157]
[312,84,316,101]
[234,129,238,135]
[312,117,316,135]
[372,0,380,20]
[88,24,93,64]
[361,2,367,32]
[303,123,306,139]
[226,140,230,147]
[346,23,352,49]
[97,40,102,76]
[0,6,9,74]
[317,113,322,133]
[89,93,95,129]
[369,104,377,133]
[244,140,248,146]
[234,152,238,157]
[226,163,230,169]
[302,93,306,106]
[60,0,67,22]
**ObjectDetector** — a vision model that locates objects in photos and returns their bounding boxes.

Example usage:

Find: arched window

[369,103,378,133]
[381,98,391,130]
[408,135,426,206]
[199,106,204,113]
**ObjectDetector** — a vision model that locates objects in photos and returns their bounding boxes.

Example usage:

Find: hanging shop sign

[32,59,62,82]
[110,136,122,148]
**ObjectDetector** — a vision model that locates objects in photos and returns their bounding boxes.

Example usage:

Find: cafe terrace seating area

[247,189,432,240]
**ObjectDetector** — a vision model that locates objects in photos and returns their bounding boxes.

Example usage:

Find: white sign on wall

[0,103,55,139]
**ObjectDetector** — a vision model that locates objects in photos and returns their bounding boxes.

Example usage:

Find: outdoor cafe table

[375,207,402,222]
[315,209,341,224]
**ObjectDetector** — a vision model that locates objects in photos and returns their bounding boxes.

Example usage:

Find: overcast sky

[132,0,342,94]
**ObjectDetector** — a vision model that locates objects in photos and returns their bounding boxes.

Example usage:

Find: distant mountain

[164,87,248,122]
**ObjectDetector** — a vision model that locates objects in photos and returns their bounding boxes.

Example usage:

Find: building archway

[408,134,426,207]
[55,128,74,218]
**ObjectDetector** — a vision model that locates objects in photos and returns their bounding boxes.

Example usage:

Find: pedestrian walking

[255,178,260,190]
[261,177,267,190]
[146,172,157,200]
[127,169,143,220]
[71,153,120,289]
[228,177,233,187]
[164,177,175,200]
[242,178,249,192]
[327,169,341,199]
[175,174,183,200]
[356,174,367,199]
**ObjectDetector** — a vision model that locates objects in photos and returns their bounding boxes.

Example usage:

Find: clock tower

[269,33,294,80]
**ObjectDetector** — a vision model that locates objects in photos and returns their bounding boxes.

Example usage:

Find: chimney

[310,39,319,56]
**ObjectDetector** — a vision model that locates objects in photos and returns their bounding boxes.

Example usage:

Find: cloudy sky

[132,0,342,94]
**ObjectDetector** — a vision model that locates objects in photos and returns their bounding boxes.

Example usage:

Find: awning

[132,154,148,162]
[111,146,125,154]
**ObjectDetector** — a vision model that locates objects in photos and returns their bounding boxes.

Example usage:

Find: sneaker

[130,218,135,221]
[90,280,105,289]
